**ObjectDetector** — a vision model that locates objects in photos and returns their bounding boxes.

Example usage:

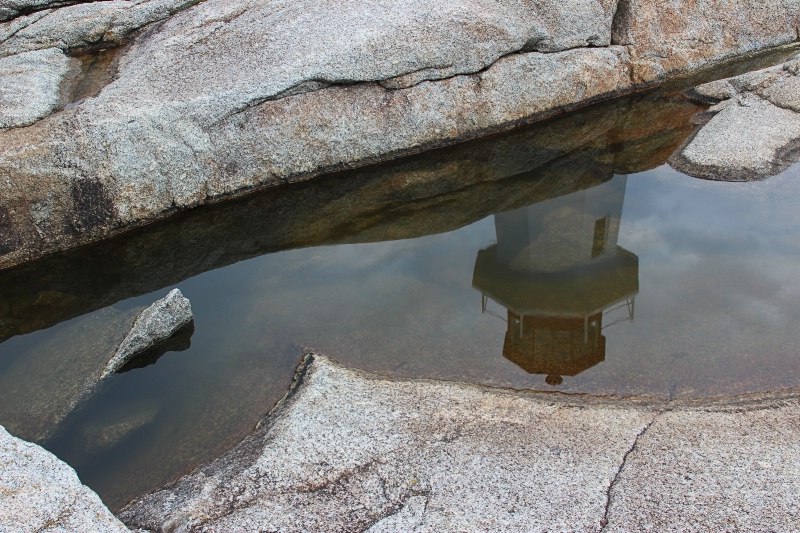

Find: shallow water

[1,91,799,509]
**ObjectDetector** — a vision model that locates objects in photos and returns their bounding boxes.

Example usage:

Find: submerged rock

[0,423,129,533]
[102,288,193,378]
[0,47,74,129]
[0,288,191,442]
[82,399,160,454]
[0,306,144,442]
[671,56,800,181]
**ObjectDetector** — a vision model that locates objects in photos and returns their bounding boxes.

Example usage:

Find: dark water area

[1,90,799,510]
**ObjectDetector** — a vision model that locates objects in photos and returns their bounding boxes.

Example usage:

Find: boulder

[0,44,635,269]
[0,47,74,129]
[0,423,129,533]
[101,288,193,377]
[1,0,799,270]
[671,56,800,181]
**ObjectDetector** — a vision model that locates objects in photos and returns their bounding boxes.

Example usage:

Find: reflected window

[592,216,609,258]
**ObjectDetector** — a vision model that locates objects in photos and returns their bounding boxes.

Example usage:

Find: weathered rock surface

[0,1,79,22]
[0,47,74,129]
[101,288,193,377]
[0,0,200,57]
[612,0,800,83]
[120,354,800,532]
[0,0,798,270]
[671,56,800,181]
[606,392,800,532]
[120,353,660,532]
[0,423,129,533]
[104,0,619,118]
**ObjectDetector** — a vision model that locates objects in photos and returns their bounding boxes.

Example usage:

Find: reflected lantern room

[472,174,639,385]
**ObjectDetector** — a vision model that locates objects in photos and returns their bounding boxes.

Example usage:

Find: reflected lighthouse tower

[472,174,638,385]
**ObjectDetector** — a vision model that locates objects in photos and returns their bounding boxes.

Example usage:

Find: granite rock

[120,353,659,532]
[0,44,635,269]
[101,288,193,377]
[0,47,74,129]
[671,56,800,181]
[1,0,800,270]
[612,0,800,83]
[102,0,619,121]
[0,1,78,22]
[120,354,800,532]
[0,0,201,57]
[606,392,800,532]
[0,423,129,533]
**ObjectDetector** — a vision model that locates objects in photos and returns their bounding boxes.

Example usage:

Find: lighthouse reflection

[472,174,638,386]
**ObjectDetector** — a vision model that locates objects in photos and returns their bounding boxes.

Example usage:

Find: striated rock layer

[0,0,798,269]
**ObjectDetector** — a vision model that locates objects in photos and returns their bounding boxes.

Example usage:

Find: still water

[1,92,799,509]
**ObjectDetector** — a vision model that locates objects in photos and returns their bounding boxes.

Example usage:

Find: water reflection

[7,88,800,512]
[473,175,638,384]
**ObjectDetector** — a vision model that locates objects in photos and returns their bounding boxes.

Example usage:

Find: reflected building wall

[473,174,638,385]
[495,175,627,273]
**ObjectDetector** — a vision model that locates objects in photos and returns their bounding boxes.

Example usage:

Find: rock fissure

[599,407,666,531]
[0,10,50,43]
[222,38,637,120]
[0,1,102,23]
[359,490,432,532]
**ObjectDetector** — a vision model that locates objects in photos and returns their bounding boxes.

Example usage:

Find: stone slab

[101,288,193,377]
[120,353,661,532]
[671,56,800,181]
[607,392,800,532]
